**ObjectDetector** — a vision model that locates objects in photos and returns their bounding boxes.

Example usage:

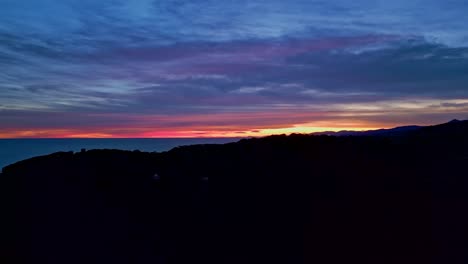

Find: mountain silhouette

[0,120,467,263]
[312,119,468,137]
[312,124,422,136]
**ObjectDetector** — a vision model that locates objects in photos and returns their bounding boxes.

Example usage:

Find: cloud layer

[0,0,467,137]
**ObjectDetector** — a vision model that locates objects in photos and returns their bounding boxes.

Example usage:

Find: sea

[0,138,240,171]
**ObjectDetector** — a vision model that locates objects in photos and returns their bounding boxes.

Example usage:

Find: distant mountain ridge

[312,119,467,137]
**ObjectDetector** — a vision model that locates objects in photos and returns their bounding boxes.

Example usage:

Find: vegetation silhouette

[1,120,467,263]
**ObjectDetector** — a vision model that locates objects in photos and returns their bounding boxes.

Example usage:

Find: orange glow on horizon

[0,122,386,139]
[3,98,463,139]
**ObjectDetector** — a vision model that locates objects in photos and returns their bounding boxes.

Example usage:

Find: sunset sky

[1,0,467,138]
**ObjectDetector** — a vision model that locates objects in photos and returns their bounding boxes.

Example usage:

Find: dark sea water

[0,138,239,170]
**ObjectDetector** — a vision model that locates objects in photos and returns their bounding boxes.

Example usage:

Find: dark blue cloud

[0,0,467,136]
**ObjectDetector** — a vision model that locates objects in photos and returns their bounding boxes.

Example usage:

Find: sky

[0,0,467,138]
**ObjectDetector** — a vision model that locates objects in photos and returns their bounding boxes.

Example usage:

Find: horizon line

[1,119,465,139]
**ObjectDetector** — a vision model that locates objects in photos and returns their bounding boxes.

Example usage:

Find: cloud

[0,0,467,136]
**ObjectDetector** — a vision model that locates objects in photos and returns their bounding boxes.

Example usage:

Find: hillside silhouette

[1,120,468,263]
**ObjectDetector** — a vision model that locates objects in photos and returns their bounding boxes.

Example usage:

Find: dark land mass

[1,120,468,263]
[312,124,423,136]
[311,119,466,137]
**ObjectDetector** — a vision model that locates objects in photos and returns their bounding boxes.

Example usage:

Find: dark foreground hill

[1,120,468,264]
